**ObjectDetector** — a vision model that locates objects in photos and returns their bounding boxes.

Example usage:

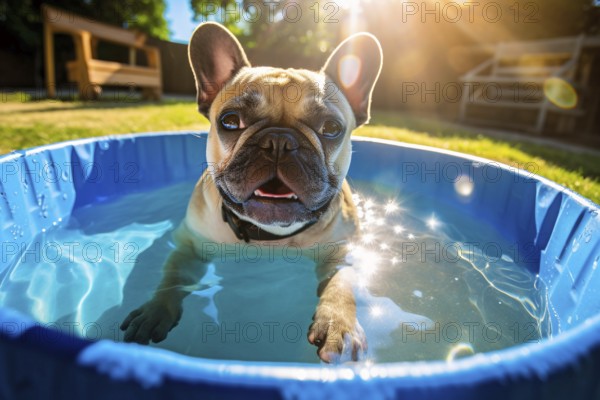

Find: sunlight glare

[336,0,361,9]
[351,245,379,289]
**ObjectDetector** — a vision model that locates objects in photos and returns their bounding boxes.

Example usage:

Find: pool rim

[1,131,599,389]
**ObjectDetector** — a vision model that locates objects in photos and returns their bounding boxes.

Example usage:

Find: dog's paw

[307,308,367,363]
[120,299,182,344]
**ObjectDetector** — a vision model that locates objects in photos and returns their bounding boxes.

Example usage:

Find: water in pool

[0,180,551,364]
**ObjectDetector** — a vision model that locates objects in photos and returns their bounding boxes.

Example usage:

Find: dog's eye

[220,111,245,130]
[321,120,343,138]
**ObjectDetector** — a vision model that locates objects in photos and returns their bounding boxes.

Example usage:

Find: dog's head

[189,23,382,231]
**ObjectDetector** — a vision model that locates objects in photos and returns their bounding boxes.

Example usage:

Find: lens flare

[446,343,475,362]
[338,55,361,88]
[543,77,578,109]
[454,174,474,197]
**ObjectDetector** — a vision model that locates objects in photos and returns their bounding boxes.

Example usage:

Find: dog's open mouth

[253,177,298,200]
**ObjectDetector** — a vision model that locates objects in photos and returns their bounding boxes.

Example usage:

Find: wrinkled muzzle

[215,128,340,226]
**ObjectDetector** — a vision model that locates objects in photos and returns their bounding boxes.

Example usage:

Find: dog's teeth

[254,189,298,199]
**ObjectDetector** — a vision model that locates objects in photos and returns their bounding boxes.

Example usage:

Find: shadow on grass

[1,90,195,114]
[7,99,194,114]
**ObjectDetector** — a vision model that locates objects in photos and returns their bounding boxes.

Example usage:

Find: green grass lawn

[1,97,599,204]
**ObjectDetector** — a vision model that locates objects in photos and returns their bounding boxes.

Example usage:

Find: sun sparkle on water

[362,233,375,243]
[427,215,440,230]
[384,201,399,214]
[370,306,383,317]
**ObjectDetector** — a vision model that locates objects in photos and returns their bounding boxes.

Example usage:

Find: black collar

[221,203,315,243]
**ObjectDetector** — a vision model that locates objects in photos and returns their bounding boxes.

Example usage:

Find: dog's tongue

[255,178,297,199]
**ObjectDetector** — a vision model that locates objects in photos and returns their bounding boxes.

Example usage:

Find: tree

[0,0,169,54]
[188,0,343,68]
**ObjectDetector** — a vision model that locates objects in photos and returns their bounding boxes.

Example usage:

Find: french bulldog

[120,22,382,363]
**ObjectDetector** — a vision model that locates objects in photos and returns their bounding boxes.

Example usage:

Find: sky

[165,0,197,43]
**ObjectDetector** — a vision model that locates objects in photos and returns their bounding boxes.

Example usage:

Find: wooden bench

[459,35,586,134]
[42,4,162,100]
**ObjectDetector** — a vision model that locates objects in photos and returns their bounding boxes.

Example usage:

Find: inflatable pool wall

[1,132,599,399]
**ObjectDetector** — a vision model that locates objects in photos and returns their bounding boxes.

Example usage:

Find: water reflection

[0,183,551,364]
[347,192,550,362]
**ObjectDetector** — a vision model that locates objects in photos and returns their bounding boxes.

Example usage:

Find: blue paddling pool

[0,132,599,399]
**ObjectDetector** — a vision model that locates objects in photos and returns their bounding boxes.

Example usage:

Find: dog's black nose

[258,129,299,158]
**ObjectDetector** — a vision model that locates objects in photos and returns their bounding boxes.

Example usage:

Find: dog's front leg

[121,241,207,344]
[308,257,367,363]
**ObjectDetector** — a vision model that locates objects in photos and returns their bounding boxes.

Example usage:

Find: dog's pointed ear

[188,22,251,117]
[322,33,382,126]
